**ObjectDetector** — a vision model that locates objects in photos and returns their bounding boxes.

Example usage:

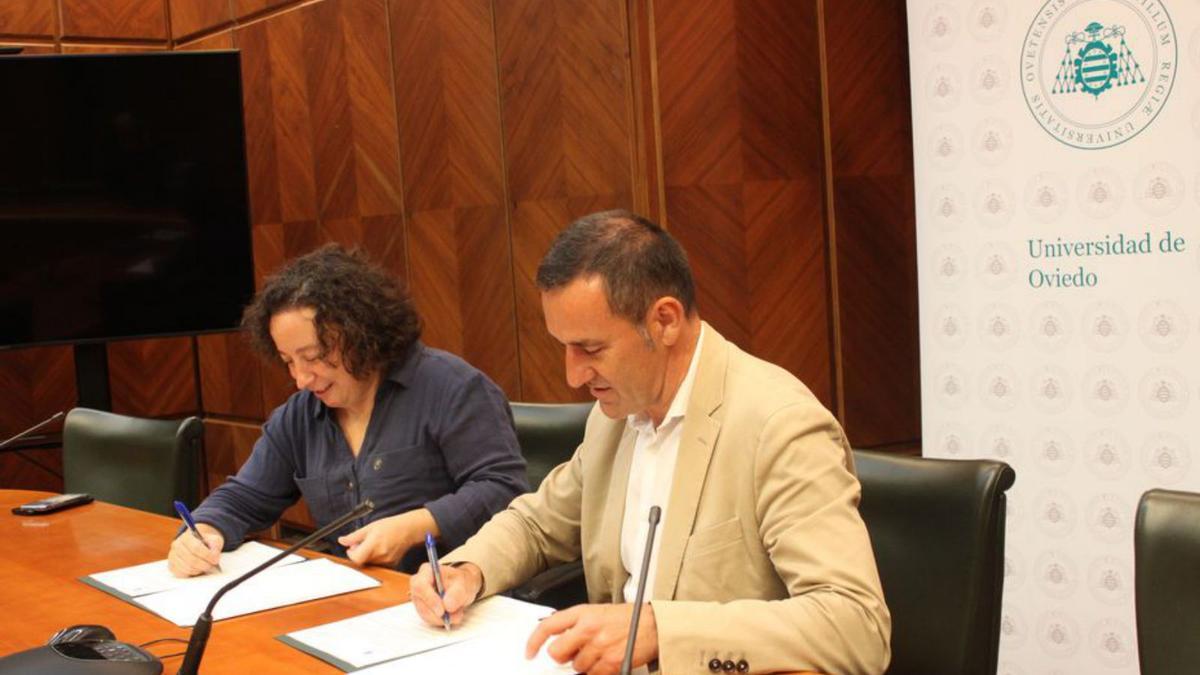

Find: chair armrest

[507,561,587,610]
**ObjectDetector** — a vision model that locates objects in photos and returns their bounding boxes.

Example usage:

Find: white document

[282,595,567,672]
[353,628,576,674]
[87,541,305,597]
[84,542,380,627]
[134,557,380,626]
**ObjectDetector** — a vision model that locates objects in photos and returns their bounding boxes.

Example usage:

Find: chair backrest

[62,407,204,517]
[1135,488,1200,675]
[509,402,592,489]
[853,450,1015,675]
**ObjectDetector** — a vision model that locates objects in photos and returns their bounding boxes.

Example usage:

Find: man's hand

[410,561,484,628]
[337,509,435,566]
[167,523,224,577]
[526,603,659,675]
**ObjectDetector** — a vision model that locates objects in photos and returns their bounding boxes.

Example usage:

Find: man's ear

[647,297,685,347]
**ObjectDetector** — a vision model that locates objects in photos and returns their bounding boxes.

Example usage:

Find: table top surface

[0,490,411,673]
[1,490,821,675]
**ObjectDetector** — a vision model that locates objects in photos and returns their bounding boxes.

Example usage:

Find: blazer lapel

[653,324,727,600]
[600,422,638,601]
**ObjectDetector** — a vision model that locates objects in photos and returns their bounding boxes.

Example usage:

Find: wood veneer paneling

[0,0,55,38]
[61,0,168,41]
[655,0,833,406]
[496,0,637,402]
[823,0,918,447]
[390,0,519,398]
[198,332,264,419]
[233,0,292,21]
[0,345,74,490]
[107,337,198,417]
[175,29,234,51]
[168,0,232,41]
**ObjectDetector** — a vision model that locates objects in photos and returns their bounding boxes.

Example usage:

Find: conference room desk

[0,490,409,673]
[1,491,820,675]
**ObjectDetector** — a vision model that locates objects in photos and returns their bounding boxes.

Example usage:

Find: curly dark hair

[241,244,421,378]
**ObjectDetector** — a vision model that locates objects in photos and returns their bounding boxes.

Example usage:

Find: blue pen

[424,532,452,631]
[174,500,223,574]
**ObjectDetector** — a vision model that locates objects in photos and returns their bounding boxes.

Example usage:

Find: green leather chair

[509,401,593,490]
[506,401,592,609]
[62,407,204,517]
[1135,488,1200,675]
[854,450,1015,675]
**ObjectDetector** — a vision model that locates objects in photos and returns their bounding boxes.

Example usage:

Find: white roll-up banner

[908,1,1199,672]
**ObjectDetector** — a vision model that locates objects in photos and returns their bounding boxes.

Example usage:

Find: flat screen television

[0,51,254,348]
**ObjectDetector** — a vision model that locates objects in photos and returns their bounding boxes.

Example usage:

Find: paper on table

[352,628,576,675]
[133,557,379,626]
[281,595,559,671]
[87,541,305,597]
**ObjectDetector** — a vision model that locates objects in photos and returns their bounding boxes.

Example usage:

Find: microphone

[177,500,374,675]
[0,411,64,450]
[620,505,662,675]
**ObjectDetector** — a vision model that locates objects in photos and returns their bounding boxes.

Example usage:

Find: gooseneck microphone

[620,505,662,675]
[0,411,64,450]
[176,500,375,675]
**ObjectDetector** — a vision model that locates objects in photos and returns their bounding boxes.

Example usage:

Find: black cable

[138,638,189,648]
[138,637,189,658]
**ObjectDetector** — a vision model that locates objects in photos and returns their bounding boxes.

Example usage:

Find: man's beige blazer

[446,325,891,674]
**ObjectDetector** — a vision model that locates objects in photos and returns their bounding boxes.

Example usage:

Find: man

[411,211,890,674]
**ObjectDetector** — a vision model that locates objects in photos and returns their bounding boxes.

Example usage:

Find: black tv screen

[0,51,254,348]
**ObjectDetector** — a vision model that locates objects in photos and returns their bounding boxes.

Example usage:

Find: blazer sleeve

[652,403,892,675]
[442,437,586,598]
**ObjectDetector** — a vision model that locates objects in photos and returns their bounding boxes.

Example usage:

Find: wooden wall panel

[107,337,198,417]
[176,29,234,50]
[198,332,264,419]
[169,0,232,41]
[655,0,833,406]
[0,0,56,38]
[824,0,919,447]
[233,0,292,21]
[0,43,56,53]
[234,0,405,274]
[60,0,168,41]
[390,0,519,398]
[496,0,637,402]
[60,43,162,53]
[0,345,74,490]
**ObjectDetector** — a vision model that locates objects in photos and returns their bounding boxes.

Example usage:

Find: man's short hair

[536,210,696,323]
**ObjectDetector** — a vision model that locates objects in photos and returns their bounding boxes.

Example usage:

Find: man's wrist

[448,561,485,600]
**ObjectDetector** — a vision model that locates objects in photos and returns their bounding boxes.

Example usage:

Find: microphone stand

[177,500,374,675]
[620,505,662,675]
[0,411,64,450]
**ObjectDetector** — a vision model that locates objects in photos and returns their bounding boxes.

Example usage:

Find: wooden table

[1,491,821,674]
[0,490,410,673]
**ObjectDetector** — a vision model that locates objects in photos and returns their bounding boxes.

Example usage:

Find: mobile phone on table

[11,493,94,515]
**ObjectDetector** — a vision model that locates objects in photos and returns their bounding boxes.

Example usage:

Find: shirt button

[736,660,749,673]
[347,480,354,490]
[722,660,736,672]
[373,458,383,471]
[708,659,722,672]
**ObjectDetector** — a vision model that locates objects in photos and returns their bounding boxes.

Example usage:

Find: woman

[167,244,528,575]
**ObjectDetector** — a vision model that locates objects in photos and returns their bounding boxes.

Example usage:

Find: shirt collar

[628,324,705,433]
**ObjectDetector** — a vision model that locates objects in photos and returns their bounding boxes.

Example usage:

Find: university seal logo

[1022,0,1177,149]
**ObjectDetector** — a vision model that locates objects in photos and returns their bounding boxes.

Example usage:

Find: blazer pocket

[677,516,752,602]
[683,516,745,559]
